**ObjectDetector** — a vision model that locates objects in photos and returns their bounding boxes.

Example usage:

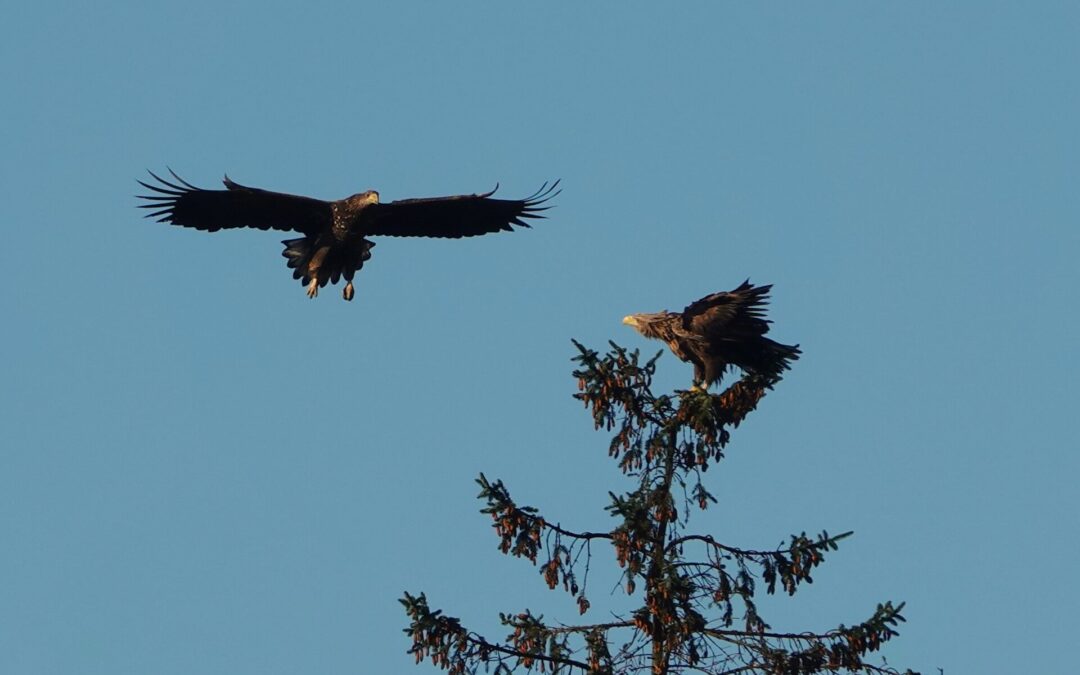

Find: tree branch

[667,532,852,557]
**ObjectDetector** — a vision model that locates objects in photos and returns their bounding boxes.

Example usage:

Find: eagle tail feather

[760,340,802,377]
[281,237,375,288]
[282,237,315,283]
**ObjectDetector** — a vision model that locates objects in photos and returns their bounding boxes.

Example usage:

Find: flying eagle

[622,281,801,389]
[137,170,559,300]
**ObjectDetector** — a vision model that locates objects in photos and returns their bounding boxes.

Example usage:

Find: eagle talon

[343,281,354,301]
[306,279,319,298]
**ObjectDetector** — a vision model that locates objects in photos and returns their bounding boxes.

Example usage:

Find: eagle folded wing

[683,281,773,337]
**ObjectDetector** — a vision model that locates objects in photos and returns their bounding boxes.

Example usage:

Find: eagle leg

[343,281,355,301]
[304,246,331,299]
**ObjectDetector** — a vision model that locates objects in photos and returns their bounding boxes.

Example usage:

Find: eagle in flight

[138,170,559,300]
[622,281,801,389]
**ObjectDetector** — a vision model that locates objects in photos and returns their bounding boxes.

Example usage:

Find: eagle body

[138,171,558,300]
[623,281,800,388]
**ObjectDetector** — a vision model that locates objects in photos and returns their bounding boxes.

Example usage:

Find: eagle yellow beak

[622,316,637,326]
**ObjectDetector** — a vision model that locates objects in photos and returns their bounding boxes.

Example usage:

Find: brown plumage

[622,281,800,389]
[137,170,559,300]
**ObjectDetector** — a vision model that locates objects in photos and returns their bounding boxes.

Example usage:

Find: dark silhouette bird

[622,281,800,389]
[137,170,559,300]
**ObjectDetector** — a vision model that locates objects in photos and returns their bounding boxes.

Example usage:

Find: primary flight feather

[137,170,559,300]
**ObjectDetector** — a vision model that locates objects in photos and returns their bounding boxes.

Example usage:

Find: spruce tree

[402,340,916,675]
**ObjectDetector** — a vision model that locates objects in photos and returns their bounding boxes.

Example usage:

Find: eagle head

[623,312,675,340]
[347,190,380,208]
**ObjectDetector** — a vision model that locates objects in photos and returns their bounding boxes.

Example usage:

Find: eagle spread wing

[362,181,560,238]
[137,170,332,235]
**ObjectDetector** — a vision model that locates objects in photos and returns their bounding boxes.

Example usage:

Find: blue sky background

[2,2,1078,673]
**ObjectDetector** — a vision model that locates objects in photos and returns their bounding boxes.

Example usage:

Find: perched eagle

[137,170,559,300]
[622,281,801,389]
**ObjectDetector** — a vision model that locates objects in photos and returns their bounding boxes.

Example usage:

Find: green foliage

[403,341,918,674]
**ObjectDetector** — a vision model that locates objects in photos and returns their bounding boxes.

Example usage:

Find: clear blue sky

[2,2,1077,673]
